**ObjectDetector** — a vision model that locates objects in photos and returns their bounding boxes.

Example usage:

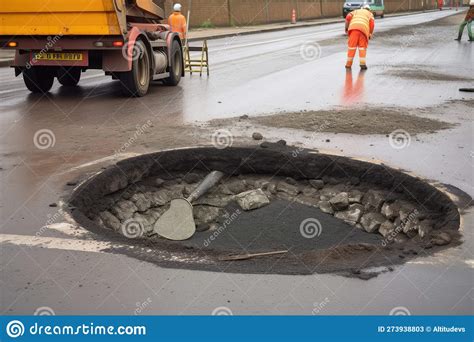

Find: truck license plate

[33,52,84,61]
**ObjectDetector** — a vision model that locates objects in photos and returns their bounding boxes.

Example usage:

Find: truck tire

[163,40,183,86]
[23,67,55,93]
[57,67,81,86]
[119,40,151,97]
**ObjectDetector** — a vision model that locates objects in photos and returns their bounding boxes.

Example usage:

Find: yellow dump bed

[0,0,123,36]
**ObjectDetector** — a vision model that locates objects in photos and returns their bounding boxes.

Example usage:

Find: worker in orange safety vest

[168,3,187,40]
[345,4,375,70]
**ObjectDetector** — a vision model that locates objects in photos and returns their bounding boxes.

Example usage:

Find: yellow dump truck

[0,0,183,96]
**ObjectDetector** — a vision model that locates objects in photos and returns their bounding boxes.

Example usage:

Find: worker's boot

[360,64,368,70]
[454,37,461,41]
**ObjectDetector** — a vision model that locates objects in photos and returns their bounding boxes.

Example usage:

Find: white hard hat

[173,3,182,11]
[362,4,371,10]
[470,0,474,5]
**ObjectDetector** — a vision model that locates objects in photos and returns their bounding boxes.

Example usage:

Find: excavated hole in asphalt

[68,144,461,279]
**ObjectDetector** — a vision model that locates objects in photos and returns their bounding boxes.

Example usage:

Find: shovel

[153,171,224,241]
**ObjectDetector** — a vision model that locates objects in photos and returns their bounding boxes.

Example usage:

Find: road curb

[0,59,12,68]
[187,9,448,42]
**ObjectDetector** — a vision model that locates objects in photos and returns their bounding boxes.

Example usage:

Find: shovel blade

[154,199,196,241]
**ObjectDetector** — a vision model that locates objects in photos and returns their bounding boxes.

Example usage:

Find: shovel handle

[187,171,224,203]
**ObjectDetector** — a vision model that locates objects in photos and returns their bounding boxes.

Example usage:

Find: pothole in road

[67,144,461,279]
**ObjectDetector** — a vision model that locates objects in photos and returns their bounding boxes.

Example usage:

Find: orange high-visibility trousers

[346,30,368,67]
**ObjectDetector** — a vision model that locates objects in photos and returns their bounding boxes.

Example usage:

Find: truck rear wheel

[57,67,81,86]
[119,40,151,97]
[163,40,183,86]
[23,67,55,93]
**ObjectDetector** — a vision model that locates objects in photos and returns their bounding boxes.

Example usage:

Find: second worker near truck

[345,4,375,70]
[168,3,187,40]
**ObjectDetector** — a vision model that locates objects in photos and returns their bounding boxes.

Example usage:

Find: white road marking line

[0,233,120,254]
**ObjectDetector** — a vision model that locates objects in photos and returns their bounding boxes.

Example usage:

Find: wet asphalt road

[1,10,473,315]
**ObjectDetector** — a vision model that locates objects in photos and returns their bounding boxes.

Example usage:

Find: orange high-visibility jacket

[346,9,375,39]
[168,12,187,39]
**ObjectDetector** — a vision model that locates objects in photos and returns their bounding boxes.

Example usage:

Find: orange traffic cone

[291,9,296,24]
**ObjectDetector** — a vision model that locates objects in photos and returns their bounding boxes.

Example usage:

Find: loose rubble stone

[99,211,121,231]
[309,179,324,190]
[149,190,173,206]
[393,233,408,244]
[223,180,248,195]
[155,178,165,187]
[183,173,201,184]
[295,195,320,208]
[318,201,334,214]
[106,174,128,194]
[360,212,386,233]
[363,190,386,212]
[277,181,300,196]
[112,200,138,221]
[235,189,270,211]
[348,190,363,204]
[417,221,432,238]
[302,187,319,197]
[252,132,263,140]
[431,231,451,246]
[133,212,157,234]
[194,206,223,228]
[130,193,151,212]
[379,220,395,238]
[285,177,298,186]
[381,201,401,220]
[329,192,350,211]
[398,201,418,221]
[334,204,364,225]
